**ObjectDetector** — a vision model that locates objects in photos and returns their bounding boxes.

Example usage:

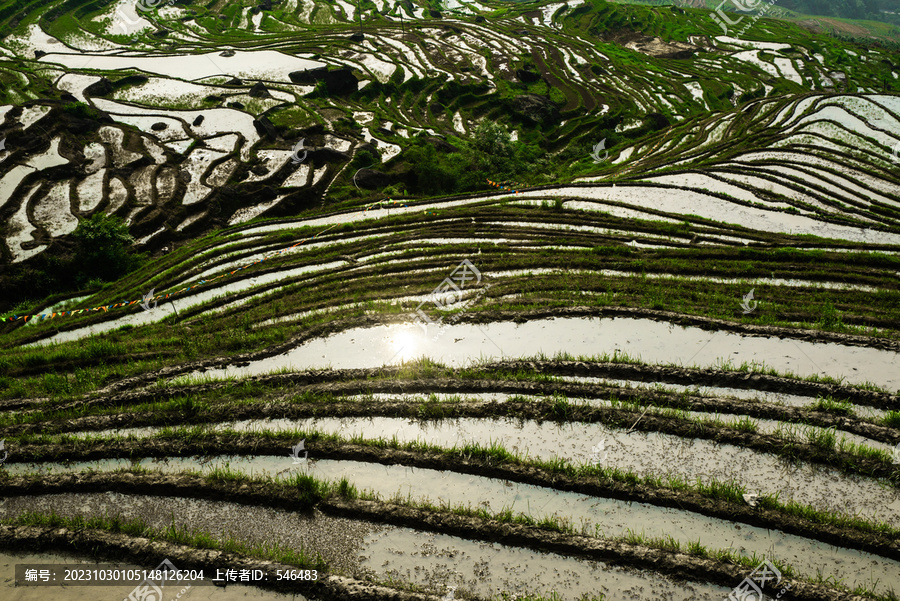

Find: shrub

[70,213,145,284]
[397,121,553,196]
[402,143,464,196]
[62,102,102,120]
[352,149,378,168]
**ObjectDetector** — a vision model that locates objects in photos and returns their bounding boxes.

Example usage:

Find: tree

[470,121,514,156]
[70,213,144,284]
[403,143,463,196]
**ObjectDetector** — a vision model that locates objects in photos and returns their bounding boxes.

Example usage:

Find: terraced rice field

[1,0,900,600]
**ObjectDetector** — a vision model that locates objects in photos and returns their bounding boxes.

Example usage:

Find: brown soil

[625,36,697,59]
[811,17,871,37]
[530,47,583,113]
[600,28,699,59]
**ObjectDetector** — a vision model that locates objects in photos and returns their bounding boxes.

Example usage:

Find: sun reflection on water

[389,327,426,363]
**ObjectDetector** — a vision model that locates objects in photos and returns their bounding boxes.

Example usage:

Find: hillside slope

[0,2,899,601]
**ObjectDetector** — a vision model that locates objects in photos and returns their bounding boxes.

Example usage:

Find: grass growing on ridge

[7,425,900,542]
[1,510,326,569]
[3,226,900,402]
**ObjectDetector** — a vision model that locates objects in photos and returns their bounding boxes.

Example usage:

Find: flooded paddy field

[0,551,306,601]
[0,492,733,601]
[187,316,900,392]
[3,457,898,593]
[20,412,900,526]
[1,0,900,598]
[4,306,900,601]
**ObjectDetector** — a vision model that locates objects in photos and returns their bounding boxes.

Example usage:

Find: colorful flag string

[5,197,408,324]
[486,179,528,195]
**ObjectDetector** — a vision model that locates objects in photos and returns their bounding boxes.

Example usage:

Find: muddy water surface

[0,493,368,576]
[228,417,900,527]
[61,400,897,467]
[561,376,890,419]
[27,261,344,348]
[0,551,305,601]
[0,494,730,601]
[194,317,900,392]
[9,410,900,531]
[11,457,895,592]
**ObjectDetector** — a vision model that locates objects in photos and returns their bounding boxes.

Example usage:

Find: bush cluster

[400,121,547,196]
[0,213,146,313]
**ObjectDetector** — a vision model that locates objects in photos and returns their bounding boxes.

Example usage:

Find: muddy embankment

[4,373,898,448]
[6,395,900,484]
[0,471,874,601]
[2,443,898,566]
[0,522,434,601]
[10,306,898,398]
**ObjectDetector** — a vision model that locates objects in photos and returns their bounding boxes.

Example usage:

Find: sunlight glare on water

[194,317,900,392]
[390,327,425,362]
